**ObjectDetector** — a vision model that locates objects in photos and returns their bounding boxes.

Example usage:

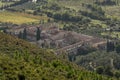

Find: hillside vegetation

[0,32,117,80]
[0,0,120,79]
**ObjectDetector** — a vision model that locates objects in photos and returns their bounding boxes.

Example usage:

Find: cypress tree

[36,27,41,41]
[3,29,7,33]
[115,44,120,53]
[18,31,22,39]
[106,40,115,52]
[23,28,27,40]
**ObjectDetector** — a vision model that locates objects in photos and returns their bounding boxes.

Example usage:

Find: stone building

[1,0,20,2]
[2,0,37,2]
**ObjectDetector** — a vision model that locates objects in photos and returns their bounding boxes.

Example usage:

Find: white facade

[32,0,37,2]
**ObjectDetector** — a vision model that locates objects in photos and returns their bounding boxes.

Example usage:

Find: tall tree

[23,28,27,40]
[115,44,120,53]
[106,40,115,52]
[115,0,119,5]
[36,27,41,41]
[18,31,22,39]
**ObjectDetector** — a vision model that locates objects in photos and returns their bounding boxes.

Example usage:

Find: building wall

[32,0,37,2]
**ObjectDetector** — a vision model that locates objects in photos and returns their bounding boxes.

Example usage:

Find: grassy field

[102,6,120,20]
[0,11,48,24]
[90,20,108,28]
[49,0,95,11]
[0,1,13,7]
[101,32,120,39]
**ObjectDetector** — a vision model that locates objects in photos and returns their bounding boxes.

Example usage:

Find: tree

[115,44,120,53]
[53,13,61,20]
[18,31,22,39]
[3,29,7,33]
[68,53,76,62]
[36,27,41,41]
[114,71,120,78]
[104,66,113,76]
[62,13,70,21]
[33,11,37,15]
[96,66,104,74]
[23,28,27,40]
[106,40,115,52]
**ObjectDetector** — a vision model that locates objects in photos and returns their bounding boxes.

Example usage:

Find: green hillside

[0,32,117,80]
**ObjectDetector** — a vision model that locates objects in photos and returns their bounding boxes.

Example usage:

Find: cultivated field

[0,11,48,24]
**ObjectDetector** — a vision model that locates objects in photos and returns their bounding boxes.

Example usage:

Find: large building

[1,0,20,2]
[1,0,37,2]
[6,24,107,51]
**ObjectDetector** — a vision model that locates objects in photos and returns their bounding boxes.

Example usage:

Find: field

[49,0,94,11]
[0,1,13,7]
[0,11,48,24]
[102,6,120,20]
